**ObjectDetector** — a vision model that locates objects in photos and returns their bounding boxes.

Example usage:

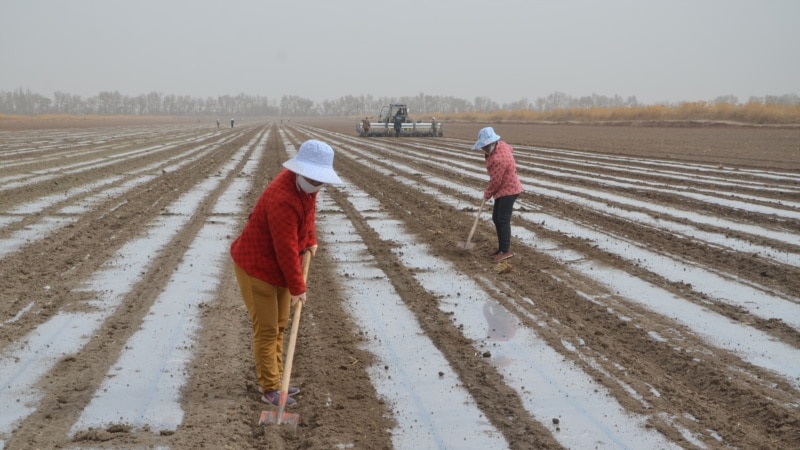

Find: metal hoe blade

[458,198,486,251]
[259,408,300,428]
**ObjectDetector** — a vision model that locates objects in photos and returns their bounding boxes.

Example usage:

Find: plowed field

[2,117,799,449]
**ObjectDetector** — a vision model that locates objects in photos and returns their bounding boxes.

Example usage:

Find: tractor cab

[378,103,409,124]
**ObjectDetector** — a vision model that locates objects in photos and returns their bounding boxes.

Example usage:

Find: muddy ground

[1,116,799,449]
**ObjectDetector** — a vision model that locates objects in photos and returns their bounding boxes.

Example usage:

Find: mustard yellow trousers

[233,262,291,392]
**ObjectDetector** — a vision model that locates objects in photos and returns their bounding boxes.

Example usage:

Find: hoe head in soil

[457,240,477,250]
[259,405,299,428]
[457,198,486,250]
[259,252,312,428]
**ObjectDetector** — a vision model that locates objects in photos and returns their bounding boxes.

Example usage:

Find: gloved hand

[291,292,307,306]
[304,245,318,256]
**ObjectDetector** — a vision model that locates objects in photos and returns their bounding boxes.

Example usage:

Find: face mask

[483,142,496,155]
[297,174,323,194]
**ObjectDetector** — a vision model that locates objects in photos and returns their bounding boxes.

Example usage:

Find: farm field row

[1,118,799,449]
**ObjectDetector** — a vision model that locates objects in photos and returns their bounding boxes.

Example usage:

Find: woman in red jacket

[230,139,343,406]
[472,127,523,261]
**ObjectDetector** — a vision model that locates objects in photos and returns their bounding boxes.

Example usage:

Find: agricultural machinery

[357,103,442,137]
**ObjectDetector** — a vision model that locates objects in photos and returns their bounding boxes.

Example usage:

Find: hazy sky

[1,0,798,105]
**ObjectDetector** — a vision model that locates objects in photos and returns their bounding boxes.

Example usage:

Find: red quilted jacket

[230,169,317,295]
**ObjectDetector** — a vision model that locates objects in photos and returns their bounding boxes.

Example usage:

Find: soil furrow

[3,118,799,449]
[0,128,261,342]
[4,127,266,449]
[300,122,800,449]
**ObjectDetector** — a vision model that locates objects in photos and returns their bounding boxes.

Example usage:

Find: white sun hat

[283,139,343,184]
[472,127,501,150]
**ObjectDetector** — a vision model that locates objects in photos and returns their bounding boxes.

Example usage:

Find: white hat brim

[472,136,500,150]
[283,159,343,184]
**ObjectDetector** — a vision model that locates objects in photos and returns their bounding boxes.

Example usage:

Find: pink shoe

[492,251,514,262]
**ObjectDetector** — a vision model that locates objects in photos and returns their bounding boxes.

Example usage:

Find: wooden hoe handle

[276,250,312,423]
[465,197,487,245]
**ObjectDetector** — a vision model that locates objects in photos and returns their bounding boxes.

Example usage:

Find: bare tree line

[1,88,798,117]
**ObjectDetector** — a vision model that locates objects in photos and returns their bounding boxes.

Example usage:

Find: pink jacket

[484,140,523,200]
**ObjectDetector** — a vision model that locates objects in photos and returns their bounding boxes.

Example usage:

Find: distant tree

[543,91,570,111]
[94,91,122,114]
[713,95,739,105]
[474,96,499,113]
[280,95,316,116]
[0,88,796,119]
[145,91,161,114]
[767,94,800,105]
[504,98,530,111]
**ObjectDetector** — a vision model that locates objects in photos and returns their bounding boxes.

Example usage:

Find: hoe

[259,251,312,427]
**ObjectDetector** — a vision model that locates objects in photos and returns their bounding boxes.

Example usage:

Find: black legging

[492,194,518,253]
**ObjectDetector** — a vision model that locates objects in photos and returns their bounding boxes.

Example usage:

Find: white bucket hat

[472,127,501,150]
[283,139,343,184]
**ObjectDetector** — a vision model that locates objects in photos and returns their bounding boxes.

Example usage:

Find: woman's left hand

[304,245,318,256]
[291,292,307,306]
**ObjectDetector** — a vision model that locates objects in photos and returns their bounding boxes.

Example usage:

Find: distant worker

[216,119,220,128]
[361,117,371,135]
[431,117,438,135]
[393,111,403,137]
[231,118,235,128]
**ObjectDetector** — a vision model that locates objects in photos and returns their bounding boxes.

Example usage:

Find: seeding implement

[357,103,442,137]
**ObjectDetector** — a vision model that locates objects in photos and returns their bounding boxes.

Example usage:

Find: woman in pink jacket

[472,127,523,261]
